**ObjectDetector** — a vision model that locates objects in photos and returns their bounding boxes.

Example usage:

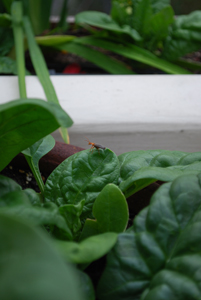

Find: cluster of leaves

[2,105,201,299]
[69,0,201,74]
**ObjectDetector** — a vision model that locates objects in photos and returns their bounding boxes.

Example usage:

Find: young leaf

[22,135,55,194]
[56,232,117,264]
[0,98,73,171]
[97,173,201,300]
[92,183,129,234]
[118,150,201,197]
[59,200,85,239]
[44,149,120,219]
[0,212,83,300]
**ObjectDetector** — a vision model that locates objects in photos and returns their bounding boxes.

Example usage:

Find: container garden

[1,1,201,300]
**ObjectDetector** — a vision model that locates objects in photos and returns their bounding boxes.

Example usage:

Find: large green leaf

[44,149,120,219]
[56,232,117,265]
[37,36,134,75]
[76,11,141,42]
[97,173,201,299]
[0,98,73,171]
[0,212,83,300]
[163,11,201,61]
[118,150,201,197]
[132,0,153,36]
[74,36,191,74]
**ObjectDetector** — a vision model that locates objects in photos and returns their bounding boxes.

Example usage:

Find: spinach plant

[71,0,201,74]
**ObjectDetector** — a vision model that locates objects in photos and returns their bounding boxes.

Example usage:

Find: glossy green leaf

[92,183,129,233]
[0,212,83,300]
[77,270,95,300]
[44,149,120,219]
[163,11,201,60]
[0,98,73,171]
[56,232,117,264]
[97,173,201,300]
[76,11,141,42]
[118,150,201,197]
[0,13,11,27]
[75,37,191,74]
[41,37,135,75]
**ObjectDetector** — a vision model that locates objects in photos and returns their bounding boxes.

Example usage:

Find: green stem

[11,1,26,98]
[11,1,45,198]
[25,156,45,197]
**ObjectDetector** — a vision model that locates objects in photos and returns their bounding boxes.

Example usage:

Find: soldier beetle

[85,137,106,153]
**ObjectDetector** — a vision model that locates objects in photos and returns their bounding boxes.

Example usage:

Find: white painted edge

[1,75,201,133]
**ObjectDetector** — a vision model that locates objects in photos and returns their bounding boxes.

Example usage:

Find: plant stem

[11,1,26,98]
[11,1,45,198]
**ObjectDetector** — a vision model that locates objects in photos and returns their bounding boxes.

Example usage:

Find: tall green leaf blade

[118,150,201,197]
[132,0,153,36]
[75,11,141,42]
[44,149,120,218]
[36,36,135,75]
[23,16,71,143]
[74,36,191,74]
[97,173,201,300]
[0,98,73,171]
[0,212,83,300]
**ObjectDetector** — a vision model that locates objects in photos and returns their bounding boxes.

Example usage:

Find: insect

[85,137,106,153]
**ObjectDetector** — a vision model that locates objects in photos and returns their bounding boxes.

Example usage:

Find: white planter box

[1,75,201,155]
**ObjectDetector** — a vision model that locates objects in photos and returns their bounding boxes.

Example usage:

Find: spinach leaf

[97,173,201,300]
[44,149,120,219]
[0,175,73,240]
[163,11,201,61]
[118,150,201,197]
[56,232,117,265]
[0,212,83,300]
[80,184,128,239]
[78,270,95,300]
[75,11,141,42]
[0,98,73,171]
